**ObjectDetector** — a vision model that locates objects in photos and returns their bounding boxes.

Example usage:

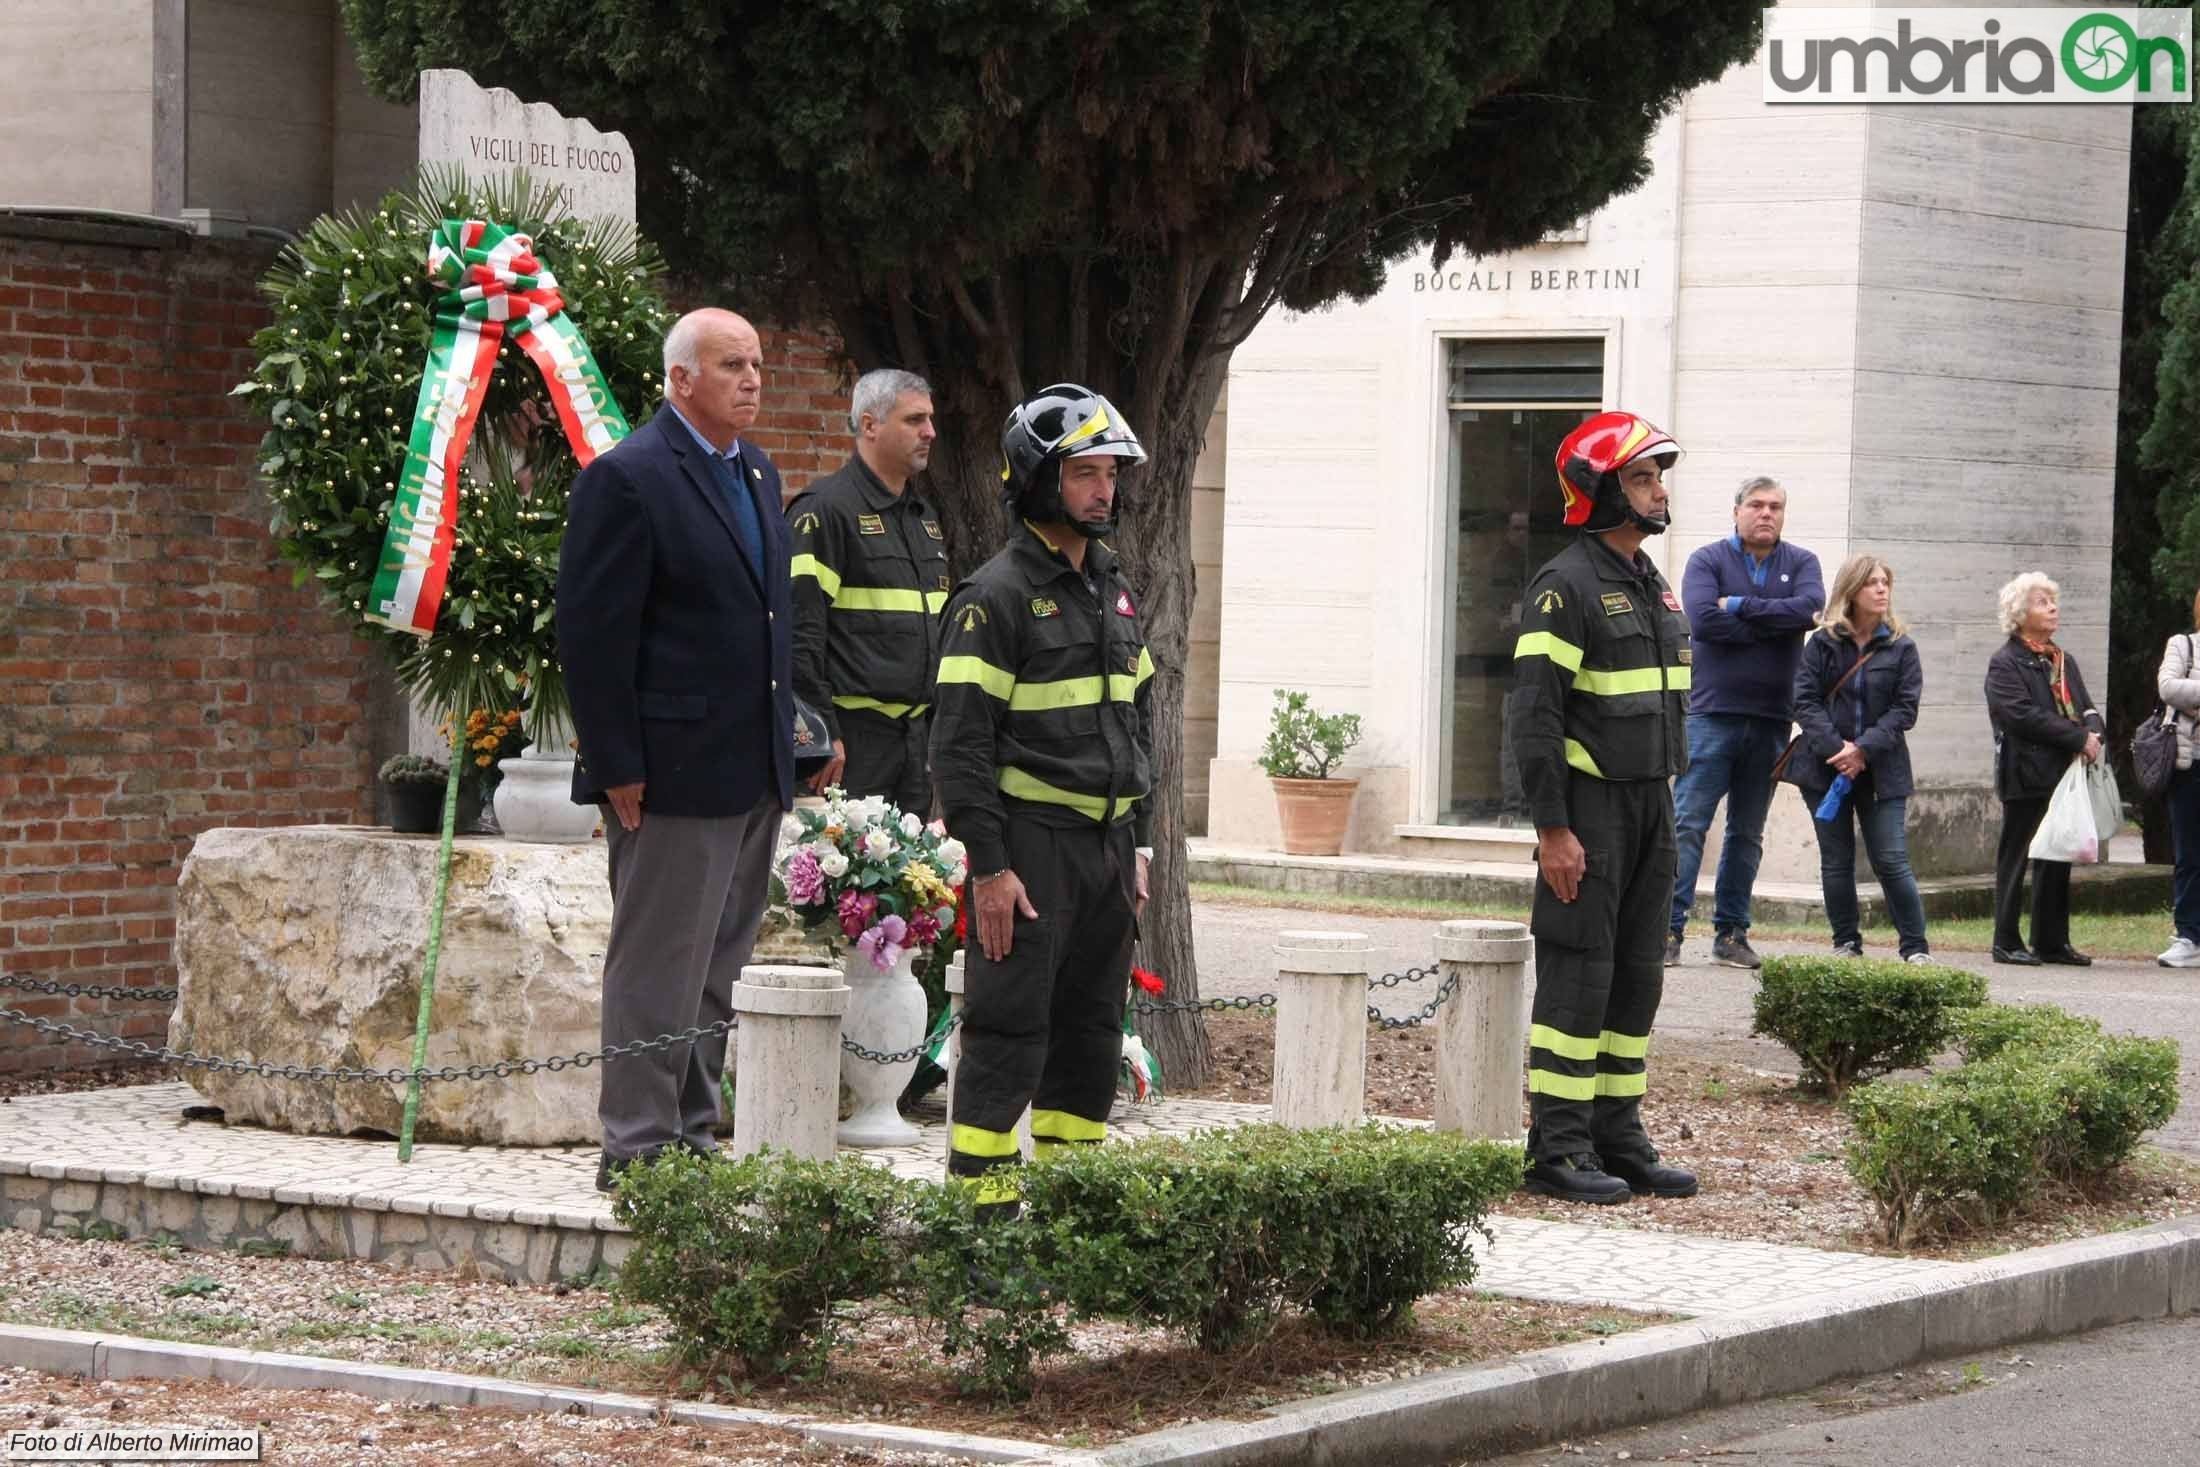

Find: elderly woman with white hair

[1983,572,2105,966]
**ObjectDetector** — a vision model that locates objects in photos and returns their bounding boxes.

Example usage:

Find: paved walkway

[0,1081,1953,1316]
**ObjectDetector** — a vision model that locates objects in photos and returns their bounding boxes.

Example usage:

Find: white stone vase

[836,944,926,1147]
[492,713,599,843]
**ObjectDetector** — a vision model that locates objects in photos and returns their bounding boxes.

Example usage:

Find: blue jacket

[1679,535,1825,719]
[556,408,795,818]
[1791,624,1921,800]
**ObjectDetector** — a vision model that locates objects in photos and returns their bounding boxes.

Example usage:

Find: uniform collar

[1010,519,1118,586]
[846,453,922,513]
[1580,532,1656,582]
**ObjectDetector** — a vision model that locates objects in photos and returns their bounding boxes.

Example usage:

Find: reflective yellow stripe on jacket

[998,766,1140,822]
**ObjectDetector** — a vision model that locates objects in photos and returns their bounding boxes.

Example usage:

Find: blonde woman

[2155,587,2200,967]
[1788,556,1929,960]
[1983,572,2104,966]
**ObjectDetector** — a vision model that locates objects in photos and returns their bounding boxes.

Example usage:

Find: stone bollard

[1272,929,1373,1129]
[730,963,849,1161]
[1432,919,1533,1142]
[944,951,1032,1158]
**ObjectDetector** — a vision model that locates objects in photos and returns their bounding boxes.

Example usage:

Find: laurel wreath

[233,169,669,732]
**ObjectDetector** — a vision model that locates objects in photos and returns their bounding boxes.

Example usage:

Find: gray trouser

[598,793,781,1160]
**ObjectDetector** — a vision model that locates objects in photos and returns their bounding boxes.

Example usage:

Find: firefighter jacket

[787,457,949,740]
[1508,534,1691,828]
[930,523,1156,877]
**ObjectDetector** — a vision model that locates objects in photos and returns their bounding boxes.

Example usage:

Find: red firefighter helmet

[1554,411,1682,528]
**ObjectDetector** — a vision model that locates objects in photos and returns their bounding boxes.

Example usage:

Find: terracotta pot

[1270,776,1359,856]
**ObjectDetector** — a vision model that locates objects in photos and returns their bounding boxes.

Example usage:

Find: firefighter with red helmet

[1508,411,1700,1205]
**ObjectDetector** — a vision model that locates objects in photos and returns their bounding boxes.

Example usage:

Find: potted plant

[770,789,969,1147]
[1257,689,1364,856]
[378,754,458,835]
[441,706,529,834]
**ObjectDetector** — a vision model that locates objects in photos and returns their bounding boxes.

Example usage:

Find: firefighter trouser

[838,707,933,819]
[947,817,1137,1209]
[1527,773,1676,1166]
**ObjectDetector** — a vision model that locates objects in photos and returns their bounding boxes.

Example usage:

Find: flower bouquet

[772,790,968,967]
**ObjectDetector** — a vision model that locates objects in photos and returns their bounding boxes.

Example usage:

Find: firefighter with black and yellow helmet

[929,383,1155,1215]
[1508,411,1700,1206]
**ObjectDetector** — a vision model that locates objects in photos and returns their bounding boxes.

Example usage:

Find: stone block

[379,1214,429,1245]
[171,826,612,1145]
[48,1182,95,1215]
[198,1197,239,1237]
[0,1324,101,1377]
[343,1211,378,1257]
[148,1191,197,1237]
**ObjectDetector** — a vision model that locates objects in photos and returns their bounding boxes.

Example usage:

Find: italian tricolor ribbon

[367,219,632,637]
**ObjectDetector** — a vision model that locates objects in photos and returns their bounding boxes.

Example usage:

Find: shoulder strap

[1826,644,1876,699]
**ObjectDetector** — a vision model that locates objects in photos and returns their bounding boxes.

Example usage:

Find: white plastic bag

[2086,758,2123,845]
[2028,757,2099,864]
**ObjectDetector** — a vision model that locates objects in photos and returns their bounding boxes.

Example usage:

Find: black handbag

[2131,635,2188,800]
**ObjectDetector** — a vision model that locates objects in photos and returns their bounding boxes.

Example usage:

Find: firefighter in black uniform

[787,369,946,813]
[929,383,1155,1214]
[1509,411,1701,1206]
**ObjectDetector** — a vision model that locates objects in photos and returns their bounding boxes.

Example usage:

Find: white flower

[862,830,894,862]
[938,837,967,870]
[852,796,889,827]
[779,814,805,845]
[817,848,849,878]
[899,812,924,839]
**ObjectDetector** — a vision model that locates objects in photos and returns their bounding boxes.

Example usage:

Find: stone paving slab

[0,1082,1954,1308]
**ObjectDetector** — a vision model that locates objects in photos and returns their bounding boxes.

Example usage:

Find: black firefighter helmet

[999,383,1148,538]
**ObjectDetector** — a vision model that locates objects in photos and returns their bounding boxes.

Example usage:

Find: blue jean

[1669,713,1785,936]
[2169,764,2200,943]
[1808,786,1929,956]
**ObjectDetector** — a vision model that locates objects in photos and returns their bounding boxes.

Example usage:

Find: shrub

[1953,1003,2103,1063]
[1843,1065,2060,1245]
[612,1148,913,1380]
[902,1184,1071,1401]
[1021,1125,1520,1351]
[1257,689,1363,780]
[1846,1001,2182,1243]
[1752,955,1987,1096]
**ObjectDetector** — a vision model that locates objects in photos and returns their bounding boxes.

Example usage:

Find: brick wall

[0,221,382,1072]
[0,226,850,1075]
[749,323,850,500]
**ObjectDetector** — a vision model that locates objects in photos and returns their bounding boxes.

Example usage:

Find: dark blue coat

[1680,536,1825,720]
[1790,624,1921,800]
[556,408,794,818]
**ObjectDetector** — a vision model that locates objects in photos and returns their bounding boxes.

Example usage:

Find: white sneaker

[2157,937,2200,968]
[1904,952,1936,965]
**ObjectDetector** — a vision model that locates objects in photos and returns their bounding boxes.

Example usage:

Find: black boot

[1523,1154,1633,1205]
[1602,1152,1699,1199]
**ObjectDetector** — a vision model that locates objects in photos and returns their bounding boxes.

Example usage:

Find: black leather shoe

[1523,1154,1633,1205]
[595,1144,681,1194]
[1602,1153,1700,1199]
[1992,946,2042,966]
[2036,946,2093,967]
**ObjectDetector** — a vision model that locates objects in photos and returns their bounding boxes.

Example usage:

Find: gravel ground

[0,1222,1650,1450]
[0,1366,964,1466]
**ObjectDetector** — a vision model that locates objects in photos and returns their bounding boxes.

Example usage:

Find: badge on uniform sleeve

[924,520,944,539]
[937,574,951,592]
[1661,589,1683,612]
[1537,589,1564,613]
[1115,590,1135,617]
[1031,596,1060,618]
[857,513,886,535]
[792,511,820,536]
[1600,592,1633,616]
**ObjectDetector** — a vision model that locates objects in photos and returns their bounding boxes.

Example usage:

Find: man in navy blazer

[556,307,795,1192]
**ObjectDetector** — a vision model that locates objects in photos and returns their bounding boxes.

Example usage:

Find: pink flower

[837,888,877,941]
[858,913,909,969]
[783,847,825,906]
[907,910,941,947]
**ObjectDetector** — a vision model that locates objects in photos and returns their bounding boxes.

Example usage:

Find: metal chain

[840,1010,960,1065]
[1130,993,1277,1015]
[0,1005,738,1085]
[1367,965,1436,990]
[1368,970,1460,1031]
[1,975,179,1003]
